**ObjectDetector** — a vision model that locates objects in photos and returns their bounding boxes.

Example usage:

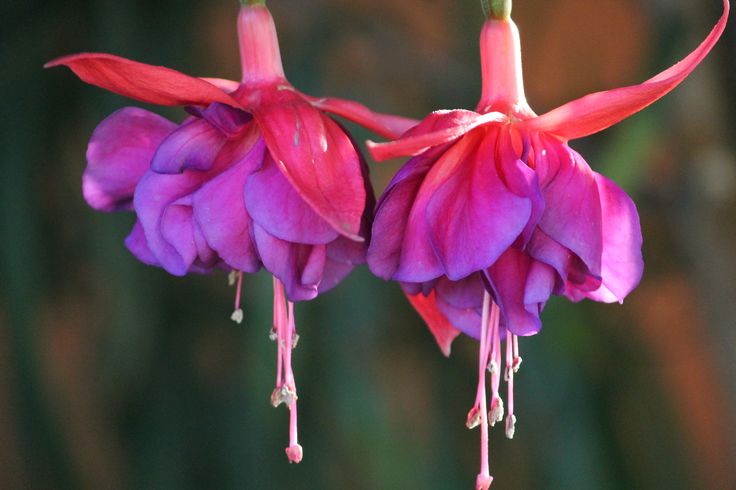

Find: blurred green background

[2,0,735,488]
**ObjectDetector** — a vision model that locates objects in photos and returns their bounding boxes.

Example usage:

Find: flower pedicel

[367,0,729,487]
[46,0,415,464]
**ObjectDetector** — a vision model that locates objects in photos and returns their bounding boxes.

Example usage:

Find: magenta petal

[434,275,484,338]
[245,153,338,244]
[572,174,644,303]
[124,220,159,266]
[186,102,252,137]
[521,0,729,140]
[367,145,445,281]
[192,139,265,273]
[151,117,228,174]
[538,144,602,277]
[254,89,366,240]
[160,203,199,271]
[253,224,326,302]
[84,107,175,211]
[426,128,532,280]
[486,248,548,336]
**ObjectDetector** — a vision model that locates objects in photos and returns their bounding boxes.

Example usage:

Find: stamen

[228,270,238,286]
[488,302,504,427]
[231,271,244,324]
[270,278,303,463]
[512,334,522,372]
[474,291,493,489]
[505,328,518,440]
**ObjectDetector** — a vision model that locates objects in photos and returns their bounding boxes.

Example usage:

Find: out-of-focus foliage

[1,0,735,489]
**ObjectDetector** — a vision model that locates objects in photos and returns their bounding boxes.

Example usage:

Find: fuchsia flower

[47,0,414,464]
[367,1,729,487]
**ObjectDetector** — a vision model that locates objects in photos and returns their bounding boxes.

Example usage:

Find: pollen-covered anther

[230,308,244,324]
[487,359,498,375]
[505,414,517,439]
[504,365,513,382]
[228,270,238,286]
[270,385,297,408]
[489,397,504,426]
[512,356,522,373]
[291,333,300,349]
[466,406,482,429]
[268,327,277,341]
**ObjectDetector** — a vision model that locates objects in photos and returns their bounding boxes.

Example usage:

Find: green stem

[481,0,512,20]
[240,0,266,6]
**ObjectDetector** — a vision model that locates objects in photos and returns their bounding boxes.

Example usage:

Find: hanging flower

[366,0,729,487]
[47,0,415,464]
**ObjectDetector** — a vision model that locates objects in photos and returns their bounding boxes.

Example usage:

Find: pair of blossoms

[48,0,729,487]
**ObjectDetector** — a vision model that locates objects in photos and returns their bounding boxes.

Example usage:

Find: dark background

[2,0,735,488]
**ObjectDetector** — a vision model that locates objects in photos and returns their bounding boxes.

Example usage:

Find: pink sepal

[367,110,507,161]
[521,0,729,140]
[45,53,243,108]
[405,290,462,357]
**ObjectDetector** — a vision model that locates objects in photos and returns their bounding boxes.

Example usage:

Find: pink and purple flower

[367,1,729,487]
[47,1,415,464]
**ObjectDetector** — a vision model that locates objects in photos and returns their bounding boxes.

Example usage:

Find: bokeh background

[2,0,735,488]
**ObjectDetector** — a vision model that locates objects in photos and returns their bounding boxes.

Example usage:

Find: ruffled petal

[245,153,338,244]
[486,249,552,336]
[134,136,246,275]
[537,144,602,278]
[192,138,266,273]
[367,145,445,280]
[520,0,729,140]
[124,220,160,266]
[426,128,532,280]
[84,107,175,211]
[306,95,418,140]
[185,102,252,137]
[568,174,644,303]
[253,88,367,240]
[253,224,326,302]
[151,117,228,174]
[367,110,507,161]
[434,275,484,338]
[45,53,243,108]
[403,287,462,357]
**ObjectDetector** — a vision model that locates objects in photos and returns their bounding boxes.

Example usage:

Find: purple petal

[486,248,552,336]
[192,138,266,273]
[186,102,252,137]
[245,153,338,244]
[150,117,229,174]
[367,145,445,281]
[434,275,485,338]
[426,127,531,280]
[253,224,326,302]
[569,174,643,303]
[84,107,175,211]
[537,141,603,277]
[124,220,160,266]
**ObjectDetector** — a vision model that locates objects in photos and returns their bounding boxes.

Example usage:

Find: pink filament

[272,278,302,463]
[475,292,493,488]
[234,271,244,310]
[505,330,514,417]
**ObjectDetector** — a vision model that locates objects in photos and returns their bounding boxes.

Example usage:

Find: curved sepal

[45,53,243,108]
[404,288,462,357]
[307,96,418,140]
[521,0,729,140]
